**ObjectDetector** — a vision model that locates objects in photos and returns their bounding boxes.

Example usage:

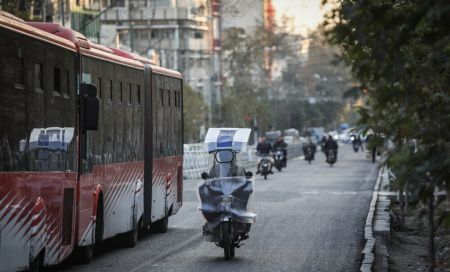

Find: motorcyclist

[208,150,246,178]
[273,136,288,166]
[302,136,317,160]
[256,136,274,174]
[350,132,363,150]
[324,135,338,161]
[320,135,327,153]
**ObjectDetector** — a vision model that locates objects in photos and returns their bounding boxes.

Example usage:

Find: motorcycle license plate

[220,196,232,206]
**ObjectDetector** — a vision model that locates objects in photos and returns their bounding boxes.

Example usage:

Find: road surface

[54,145,378,272]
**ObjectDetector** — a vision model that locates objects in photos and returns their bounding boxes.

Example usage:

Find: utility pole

[173,0,180,70]
[211,0,222,125]
[60,0,65,26]
[128,0,133,51]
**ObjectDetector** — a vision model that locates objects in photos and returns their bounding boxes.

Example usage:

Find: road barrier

[183,143,304,179]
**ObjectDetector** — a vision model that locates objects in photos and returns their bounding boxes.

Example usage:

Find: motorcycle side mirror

[201,172,209,180]
[245,171,253,179]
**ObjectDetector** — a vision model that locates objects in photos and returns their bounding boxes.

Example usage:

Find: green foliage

[183,84,208,143]
[323,0,450,219]
[221,22,350,133]
[0,0,30,20]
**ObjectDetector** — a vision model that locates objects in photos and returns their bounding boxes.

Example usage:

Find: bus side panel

[151,73,167,222]
[78,56,147,241]
[0,26,77,270]
[165,77,183,216]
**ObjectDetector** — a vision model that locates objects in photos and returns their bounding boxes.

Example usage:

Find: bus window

[136,85,141,105]
[97,77,102,99]
[61,69,70,97]
[14,56,24,89]
[119,81,123,103]
[108,79,113,102]
[34,63,43,91]
[128,83,132,104]
[167,90,171,107]
[54,67,61,94]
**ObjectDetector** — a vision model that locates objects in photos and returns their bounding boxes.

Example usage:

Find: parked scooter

[274,148,285,171]
[198,128,256,260]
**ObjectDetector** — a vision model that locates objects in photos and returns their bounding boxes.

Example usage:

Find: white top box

[204,128,251,153]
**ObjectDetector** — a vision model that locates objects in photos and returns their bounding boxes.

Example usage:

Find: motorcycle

[304,146,314,164]
[351,136,360,152]
[274,149,285,171]
[326,149,337,167]
[199,128,256,260]
[259,155,272,179]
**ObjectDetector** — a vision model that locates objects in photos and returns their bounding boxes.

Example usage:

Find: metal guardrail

[183,143,304,179]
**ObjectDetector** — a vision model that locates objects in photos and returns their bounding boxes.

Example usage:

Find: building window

[34,63,43,91]
[111,0,125,7]
[194,31,203,39]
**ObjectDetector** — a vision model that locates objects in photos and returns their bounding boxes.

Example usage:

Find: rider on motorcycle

[302,136,317,160]
[208,150,246,178]
[324,135,338,161]
[256,136,274,174]
[273,136,288,166]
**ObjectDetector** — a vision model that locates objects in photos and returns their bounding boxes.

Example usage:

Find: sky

[273,0,326,33]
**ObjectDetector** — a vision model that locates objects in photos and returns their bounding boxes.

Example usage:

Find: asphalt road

[54,145,378,272]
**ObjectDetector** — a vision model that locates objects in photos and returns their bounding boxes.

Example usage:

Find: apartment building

[100,0,219,113]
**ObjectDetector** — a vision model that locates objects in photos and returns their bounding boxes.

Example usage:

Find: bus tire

[150,215,168,233]
[29,250,44,272]
[77,197,103,264]
[122,218,140,248]
[77,245,94,264]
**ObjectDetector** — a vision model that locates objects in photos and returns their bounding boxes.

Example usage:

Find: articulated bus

[0,11,183,271]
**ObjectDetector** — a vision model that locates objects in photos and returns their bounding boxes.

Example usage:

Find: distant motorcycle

[259,155,272,179]
[351,136,360,152]
[326,149,337,167]
[274,149,285,171]
[304,146,314,164]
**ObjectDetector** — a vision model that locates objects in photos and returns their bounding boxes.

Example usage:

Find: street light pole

[60,0,65,26]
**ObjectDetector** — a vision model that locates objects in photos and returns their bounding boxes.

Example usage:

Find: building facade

[100,0,220,119]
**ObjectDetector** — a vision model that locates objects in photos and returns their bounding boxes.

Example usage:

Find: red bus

[0,11,183,271]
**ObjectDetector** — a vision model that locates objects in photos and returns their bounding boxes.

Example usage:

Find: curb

[360,166,384,272]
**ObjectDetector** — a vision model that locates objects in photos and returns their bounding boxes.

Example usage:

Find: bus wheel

[150,215,168,233]
[122,219,140,248]
[77,245,94,264]
[29,251,43,272]
[77,198,103,264]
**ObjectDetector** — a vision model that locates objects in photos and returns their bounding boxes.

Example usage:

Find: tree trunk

[399,187,405,230]
[427,194,436,271]
[404,182,409,215]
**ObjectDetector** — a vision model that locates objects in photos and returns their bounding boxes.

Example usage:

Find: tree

[183,84,208,143]
[324,0,450,269]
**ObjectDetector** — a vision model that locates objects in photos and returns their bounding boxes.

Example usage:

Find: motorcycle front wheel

[222,222,233,260]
